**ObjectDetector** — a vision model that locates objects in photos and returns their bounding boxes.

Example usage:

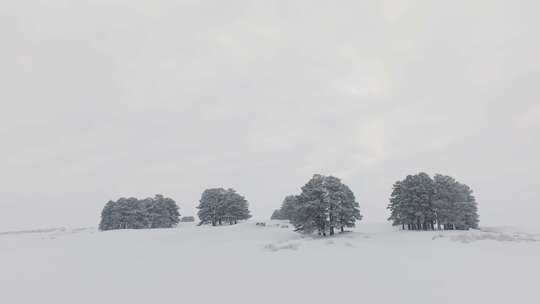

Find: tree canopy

[197,188,251,226]
[387,173,479,230]
[99,194,180,231]
[285,174,362,236]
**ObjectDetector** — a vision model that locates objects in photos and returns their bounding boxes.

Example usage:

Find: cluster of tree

[387,173,479,230]
[99,194,180,231]
[196,188,251,226]
[275,174,362,236]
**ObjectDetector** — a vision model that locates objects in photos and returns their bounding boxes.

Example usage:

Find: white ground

[1,222,539,304]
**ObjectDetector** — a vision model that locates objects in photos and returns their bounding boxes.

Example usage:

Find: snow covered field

[1,222,539,304]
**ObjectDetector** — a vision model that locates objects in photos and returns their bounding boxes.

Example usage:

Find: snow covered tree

[448,179,479,230]
[388,181,406,229]
[197,188,251,226]
[433,174,459,230]
[99,197,144,230]
[222,189,251,224]
[336,183,362,232]
[197,188,225,226]
[293,175,328,235]
[270,195,299,221]
[388,173,479,230]
[99,195,180,231]
[270,209,285,220]
[146,194,181,228]
[290,174,362,236]
[432,174,480,230]
[387,173,435,230]
[98,200,119,231]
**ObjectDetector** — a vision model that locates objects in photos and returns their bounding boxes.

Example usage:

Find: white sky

[1,0,539,230]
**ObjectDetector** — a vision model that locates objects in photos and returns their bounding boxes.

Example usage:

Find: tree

[222,189,251,224]
[336,183,362,233]
[99,195,181,231]
[280,195,299,220]
[197,188,224,226]
[453,181,479,229]
[270,195,299,221]
[146,194,181,228]
[433,174,459,230]
[387,173,435,230]
[293,174,327,235]
[197,188,251,226]
[99,200,118,231]
[388,173,479,230]
[270,209,285,220]
[290,174,362,236]
[388,181,408,229]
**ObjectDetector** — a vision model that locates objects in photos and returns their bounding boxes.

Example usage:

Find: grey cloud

[1,0,539,230]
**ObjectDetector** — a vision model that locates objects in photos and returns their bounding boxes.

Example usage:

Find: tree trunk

[341,226,344,233]
[330,226,335,236]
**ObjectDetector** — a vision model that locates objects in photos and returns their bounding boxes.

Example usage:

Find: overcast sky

[1,0,539,231]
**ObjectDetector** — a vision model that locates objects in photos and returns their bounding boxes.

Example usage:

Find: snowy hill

[1,222,539,304]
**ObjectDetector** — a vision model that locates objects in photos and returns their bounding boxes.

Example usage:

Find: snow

[1,221,539,304]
